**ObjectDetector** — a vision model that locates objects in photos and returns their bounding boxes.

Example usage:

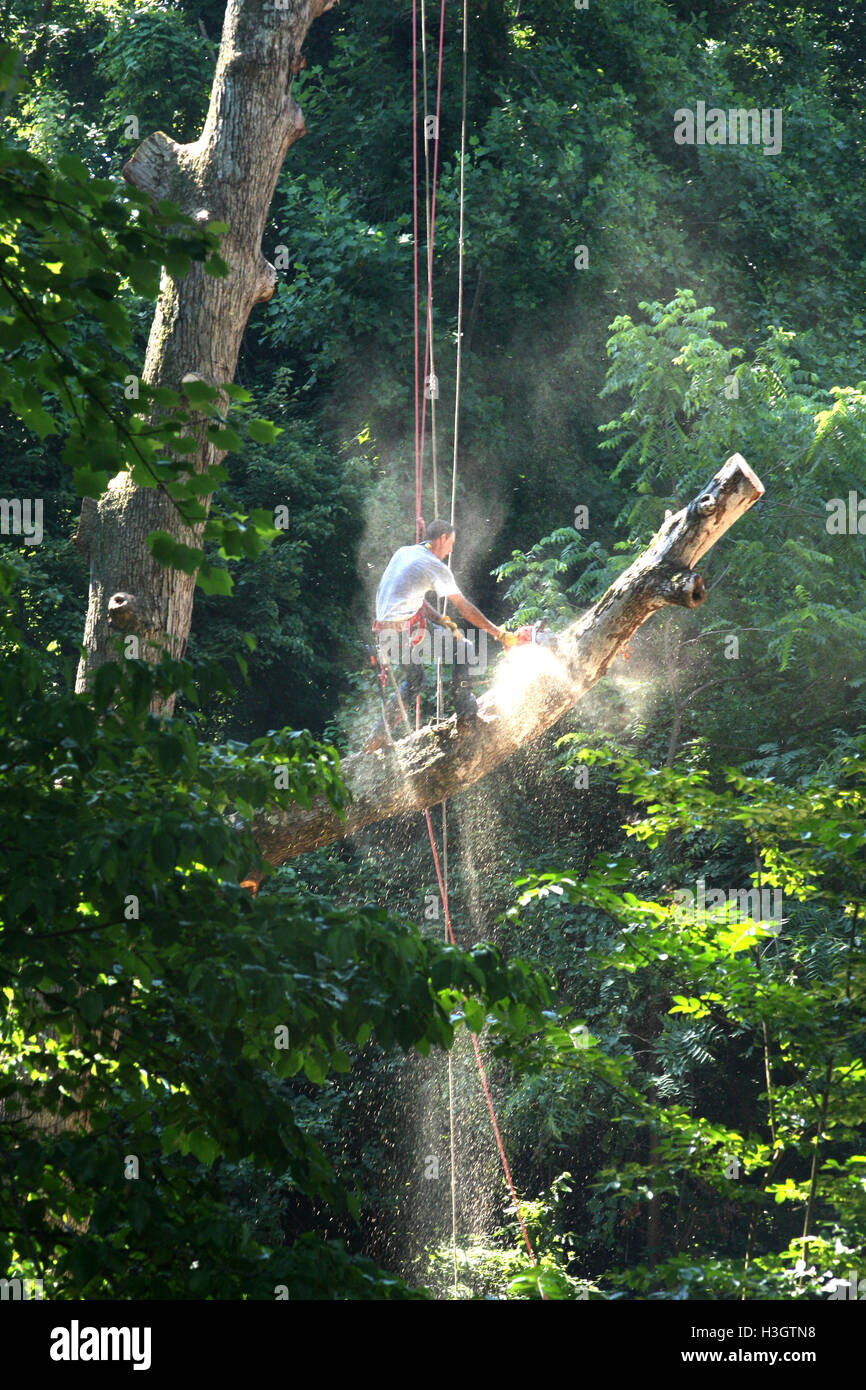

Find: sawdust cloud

[318,332,685,1292]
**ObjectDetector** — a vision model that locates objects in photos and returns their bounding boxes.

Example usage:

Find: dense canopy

[1,0,865,1318]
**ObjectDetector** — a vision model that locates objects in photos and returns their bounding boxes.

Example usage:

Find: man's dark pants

[370,624,482,739]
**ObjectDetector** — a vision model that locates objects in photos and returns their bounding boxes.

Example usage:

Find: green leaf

[196,558,233,596]
[247,418,281,445]
[147,531,203,574]
[206,425,243,453]
[303,1054,328,1085]
[72,467,112,498]
[181,377,220,406]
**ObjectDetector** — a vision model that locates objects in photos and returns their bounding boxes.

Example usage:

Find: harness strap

[372,609,427,647]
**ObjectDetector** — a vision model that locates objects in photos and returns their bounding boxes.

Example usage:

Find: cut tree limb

[247,453,764,871]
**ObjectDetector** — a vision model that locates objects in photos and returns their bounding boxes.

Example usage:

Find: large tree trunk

[248,455,764,872]
[74,0,334,708]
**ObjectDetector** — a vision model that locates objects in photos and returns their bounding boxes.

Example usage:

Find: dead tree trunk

[249,455,764,870]
[74,0,334,708]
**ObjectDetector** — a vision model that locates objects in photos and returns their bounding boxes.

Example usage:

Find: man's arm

[449,592,512,644]
[421,598,448,624]
[421,599,460,633]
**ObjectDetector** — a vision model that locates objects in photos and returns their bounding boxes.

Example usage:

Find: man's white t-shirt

[375,544,461,623]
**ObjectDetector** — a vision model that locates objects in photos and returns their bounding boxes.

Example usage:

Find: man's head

[425,518,455,560]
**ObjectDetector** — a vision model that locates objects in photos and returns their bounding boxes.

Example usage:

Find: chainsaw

[511,620,559,650]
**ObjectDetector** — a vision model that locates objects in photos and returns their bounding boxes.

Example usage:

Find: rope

[406,0,541,1295]
[441,796,457,1298]
[422,805,538,1266]
[436,12,465,1277]
[417,0,446,532]
[451,0,468,529]
[420,0,438,516]
[412,0,421,542]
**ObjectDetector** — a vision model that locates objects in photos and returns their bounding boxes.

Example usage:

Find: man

[364,519,517,751]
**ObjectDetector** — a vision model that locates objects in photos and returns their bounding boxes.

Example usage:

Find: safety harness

[371,610,427,647]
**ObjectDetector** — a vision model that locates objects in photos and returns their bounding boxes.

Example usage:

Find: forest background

[1,0,865,1301]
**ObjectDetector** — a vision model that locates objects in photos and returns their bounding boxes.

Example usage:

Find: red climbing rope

[415,0,447,539]
[409,0,542,1289]
[423,805,538,1266]
[412,0,421,541]
[419,0,446,519]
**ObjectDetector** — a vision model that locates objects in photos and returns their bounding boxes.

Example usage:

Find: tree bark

[74,0,335,708]
[248,454,764,870]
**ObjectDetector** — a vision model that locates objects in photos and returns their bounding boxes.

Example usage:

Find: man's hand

[498,629,519,650]
[423,601,460,635]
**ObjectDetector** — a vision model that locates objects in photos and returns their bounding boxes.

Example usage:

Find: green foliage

[421,1171,594,1300]
[499,741,866,1297]
[186,383,377,738]
[494,529,620,625]
[0,97,290,595]
[95,2,214,146]
[0,140,213,456]
[263,174,412,384]
[4,0,866,1301]
[0,553,550,1297]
